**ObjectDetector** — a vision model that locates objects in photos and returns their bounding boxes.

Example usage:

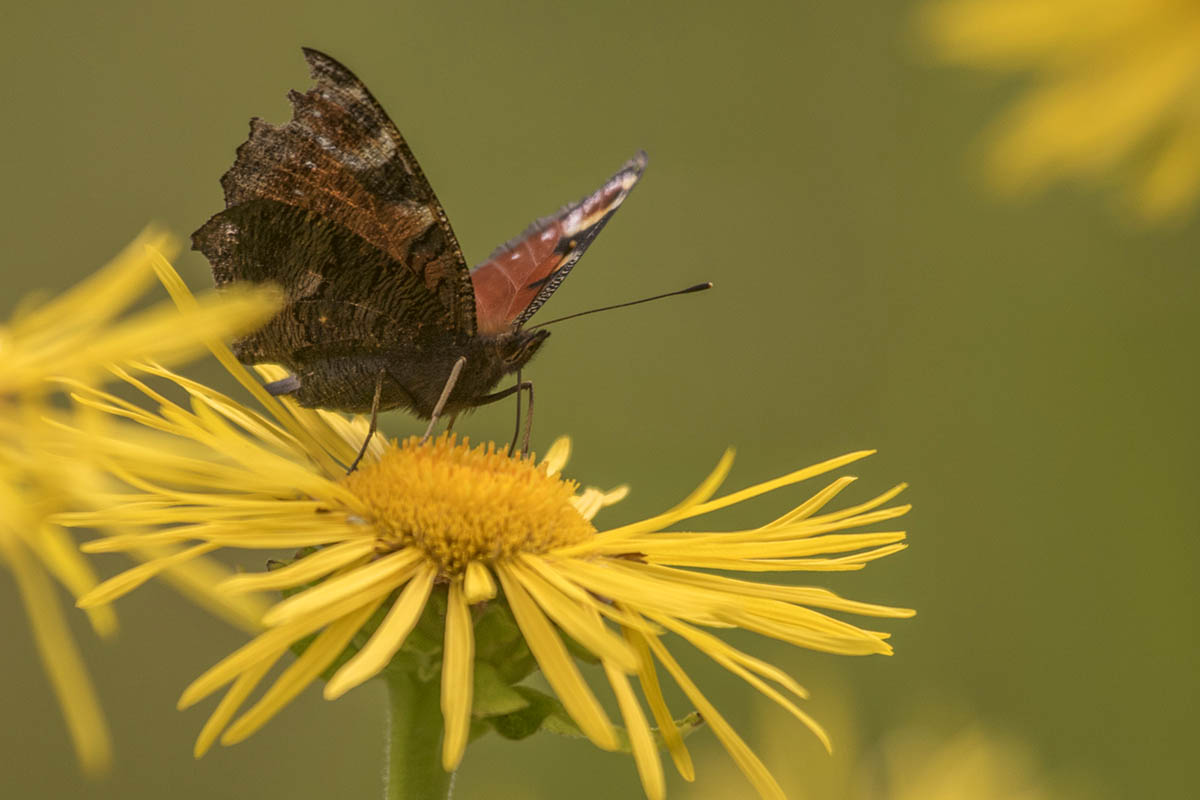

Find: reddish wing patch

[470,151,646,335]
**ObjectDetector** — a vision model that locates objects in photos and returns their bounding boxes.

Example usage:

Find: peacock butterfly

[192,48,646,453]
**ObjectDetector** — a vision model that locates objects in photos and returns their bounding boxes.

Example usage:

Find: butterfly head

[496,328,550,373]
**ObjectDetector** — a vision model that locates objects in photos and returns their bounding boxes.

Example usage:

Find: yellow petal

[261,549,422,627]
[509,558,638,672]
[76,541,220,608]
[762,476,858,528]
[463,560,497,604]
[220,539,376,595]
[180,577,400,709]
[221,597,382,745]
[145,248,342,477]
[496,564,618,750]
[541,436,571,476]
[622,623,694,781]
[325,563,436,700]
[650,613,830,751]
[1,536,111,774]
[643,632,785,800]
[27,520,117,636]
[441,580,475,770]
[603,658,664,800]
[193,655,280,757]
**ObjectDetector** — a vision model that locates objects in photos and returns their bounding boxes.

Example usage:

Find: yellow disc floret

[341,434,596,576]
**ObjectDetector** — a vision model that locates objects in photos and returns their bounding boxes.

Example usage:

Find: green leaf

[474,601,537,683]
[487,686,574,741]
[476,680,706,756]
[471,662,530,717]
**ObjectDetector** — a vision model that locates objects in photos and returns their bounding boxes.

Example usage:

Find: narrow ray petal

[602,658,664,800]
[146,249,338,475]
[441,580,475,770]
[261,550,422,627]
[325,564,436,700]
[194,656,281,757]
[642,633,786,800]
[180,579,400,709]
[2,538,111,774]
[222,598,382,745]
[77,541,220,608]
[541,436,571,476]
[650,613,830,751]
[509,559,639,671]
[219,539,376,594]
[762,476,858,527]
[496,565,618,750]
[622,624,694,781]
[463,560,497,603]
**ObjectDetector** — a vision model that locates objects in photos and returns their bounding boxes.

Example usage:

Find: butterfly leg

[421,356,467,444]
[505,371,535,458]
[347,369,386,474]
[518,379,534,457]
[460,379,532,456]
[508,369,524,458]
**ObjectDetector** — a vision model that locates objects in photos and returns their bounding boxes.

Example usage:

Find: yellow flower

[875,724,1065,800]
[1,230,280,774]
[57,257,914,799]
[920,0,1200,221]
[688,688,1089,800]
[1,231,279,395]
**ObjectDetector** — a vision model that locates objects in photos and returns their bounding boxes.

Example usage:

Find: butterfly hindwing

[193,200,451,365]
[469,151,647,335]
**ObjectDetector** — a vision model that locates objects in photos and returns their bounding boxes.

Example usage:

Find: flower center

[341,434,596,576]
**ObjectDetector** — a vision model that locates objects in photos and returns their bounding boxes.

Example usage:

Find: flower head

[920,0,1200,221]
[59,257,913,799]
[1,230,280,773]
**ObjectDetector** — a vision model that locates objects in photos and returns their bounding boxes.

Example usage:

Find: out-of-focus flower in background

[871,724,1063,800]
[688,687,1096,800]
[920,0,1200,222]
[1,230,279,773]
[55,256,915,799]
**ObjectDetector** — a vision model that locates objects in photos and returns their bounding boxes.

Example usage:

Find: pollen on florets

[340,433,597,576]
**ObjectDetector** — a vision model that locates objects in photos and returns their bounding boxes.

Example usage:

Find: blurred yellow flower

[921,0,1200,221]
[55,257,915,799]
[689,689,1094,800]
[1,230,279,774]
[875,724,1061,800]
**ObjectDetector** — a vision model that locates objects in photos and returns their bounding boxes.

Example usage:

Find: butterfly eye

[502,330,550,367]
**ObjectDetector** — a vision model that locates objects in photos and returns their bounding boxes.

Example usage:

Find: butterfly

[192,48,646,461]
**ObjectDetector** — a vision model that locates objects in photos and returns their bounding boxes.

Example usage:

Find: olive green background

[2,2,1196,798]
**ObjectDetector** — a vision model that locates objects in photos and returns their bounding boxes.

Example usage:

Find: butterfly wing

[193,48,477,368]
[469,151,646,335]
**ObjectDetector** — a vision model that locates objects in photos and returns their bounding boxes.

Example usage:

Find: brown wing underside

[192,199,453,365]
[469,151,646,335]
[193,47,477,344]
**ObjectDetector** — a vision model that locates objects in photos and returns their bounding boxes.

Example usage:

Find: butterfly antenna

[524,282,712,330]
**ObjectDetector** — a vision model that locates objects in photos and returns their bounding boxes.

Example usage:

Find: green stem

[384,671,452,800]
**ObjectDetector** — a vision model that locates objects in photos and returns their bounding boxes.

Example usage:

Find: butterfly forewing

[469,151,647,335]
[194,48,477,341]
[192,48,653,422]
